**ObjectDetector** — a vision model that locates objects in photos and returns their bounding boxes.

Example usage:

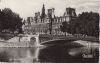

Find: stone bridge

[5,34,40,47]
[5,34,98,47]
[21,34,40,46]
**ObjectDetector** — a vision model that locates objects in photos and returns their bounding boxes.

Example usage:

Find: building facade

[23,4,77,35]
[51,7,77,35]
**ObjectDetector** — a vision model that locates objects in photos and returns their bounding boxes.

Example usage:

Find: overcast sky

[0,0,100,18]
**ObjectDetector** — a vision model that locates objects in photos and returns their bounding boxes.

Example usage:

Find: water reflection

[0,44,99,63]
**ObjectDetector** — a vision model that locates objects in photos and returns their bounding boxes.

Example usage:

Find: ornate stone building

[52,7,77,35]
[23,4,50,34]
[23,4,77,35]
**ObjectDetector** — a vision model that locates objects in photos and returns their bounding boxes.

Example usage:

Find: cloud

[70,0,100,14]
[0,0,99,18]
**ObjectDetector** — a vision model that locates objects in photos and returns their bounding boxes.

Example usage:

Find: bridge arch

[19,34,40,46]
[27,34,40,46]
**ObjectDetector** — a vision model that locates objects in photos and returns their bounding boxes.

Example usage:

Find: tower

[41,4,46,23]
[48,8,55,19]
[48,8,55,34]
[35,12,41,23]
[63,7,77,22]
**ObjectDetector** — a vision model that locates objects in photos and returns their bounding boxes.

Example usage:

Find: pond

[0,40,99,63]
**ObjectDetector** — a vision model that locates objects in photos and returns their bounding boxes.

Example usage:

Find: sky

[0,0,100,18]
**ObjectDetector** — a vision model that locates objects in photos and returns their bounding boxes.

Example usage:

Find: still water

[0,44,99,63]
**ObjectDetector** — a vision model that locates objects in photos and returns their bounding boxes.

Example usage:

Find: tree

[60,12,99,37]
[76,12,99,36]
[60,21,70,36]
[0,8,22,33]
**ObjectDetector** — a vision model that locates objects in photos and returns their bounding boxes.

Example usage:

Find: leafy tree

[60,21,70,36]
[60,12,99,37]
[0,8,23,33]
[76,12,99,36]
